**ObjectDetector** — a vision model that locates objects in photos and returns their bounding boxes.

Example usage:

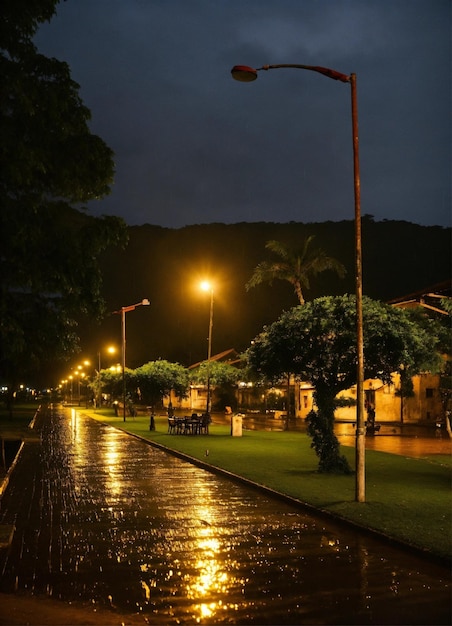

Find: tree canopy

[246,237,346,305]
[189,361,241,387]
[135,361,189,407]
[1,1,128,394]
[246,295,442,472]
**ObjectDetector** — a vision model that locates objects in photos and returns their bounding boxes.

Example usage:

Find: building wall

[296,383,315,419]
[168,386,206,412]
[296,372,444,424]
[406,372,443,424]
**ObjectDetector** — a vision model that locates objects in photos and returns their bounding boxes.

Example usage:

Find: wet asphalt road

[0,406,450,624]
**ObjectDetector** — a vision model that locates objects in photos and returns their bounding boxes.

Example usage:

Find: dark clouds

[34,0,451,227]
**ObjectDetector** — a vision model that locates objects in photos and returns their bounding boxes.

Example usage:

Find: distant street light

[74,371,81,402]
[200,281,214,415]
[73,362,89,404]
[96,345,116,408]
[231,62,365,502]
[99,346,116,371]
[80,372,86,405]
[60,379,68,402]
[113,299,150,421]
[68,375,73,404]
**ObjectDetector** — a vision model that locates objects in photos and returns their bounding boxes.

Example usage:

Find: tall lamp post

[200,281,214,415]
[68,375,73,405]
[96,345,116,408]
[113,299,150,422]
[231,63,365,503]
[97,346,116,375]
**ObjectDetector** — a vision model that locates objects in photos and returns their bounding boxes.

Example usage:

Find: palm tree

[246,236,346,305]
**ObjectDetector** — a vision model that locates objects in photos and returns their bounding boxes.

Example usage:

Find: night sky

[34,0,450,228]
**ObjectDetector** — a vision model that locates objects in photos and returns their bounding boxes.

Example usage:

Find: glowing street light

[231,62,365,502]
[60,379,68,402]
[113,299,150,421]
[74,371,81,401]
[68,375,73,404]
[96,345,116,408]
[98,346,116,373]
[73,362,89,404]
[200,281,214,415]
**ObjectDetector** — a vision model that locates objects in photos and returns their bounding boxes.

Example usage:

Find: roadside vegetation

[1,1,127,411]
[246,295,444,473]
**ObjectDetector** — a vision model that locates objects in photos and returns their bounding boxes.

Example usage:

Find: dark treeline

[76,217,450,373]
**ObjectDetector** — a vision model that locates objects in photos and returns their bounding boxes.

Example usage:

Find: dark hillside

[77,219,450,370]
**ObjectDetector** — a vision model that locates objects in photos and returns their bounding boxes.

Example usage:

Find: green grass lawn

[81,409,451,562]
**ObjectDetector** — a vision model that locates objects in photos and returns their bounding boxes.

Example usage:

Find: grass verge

[80,409,451,563]
[0,404,40,440]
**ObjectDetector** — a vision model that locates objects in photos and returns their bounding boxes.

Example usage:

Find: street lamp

[231,63,365,503]
[96,345,116,408]
[68,375,73,404]
[113,299,150,422]
[61,379,68,403]
[200,281,214,415]
[73,362,89,404]
[80,372,86,405]
[74,371,81,403]
[98,346,115,373]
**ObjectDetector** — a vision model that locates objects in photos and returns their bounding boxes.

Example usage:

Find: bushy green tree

[190,361,241,387]
[246,295,441,473]
[190,361,241,411]
[0,1,128,399]
[90,368,135,404]
[135,361,189,407]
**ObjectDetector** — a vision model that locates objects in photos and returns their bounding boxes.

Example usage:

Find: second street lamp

[113,299,150,422]
[98,345,116,374]
[231,62,365,503]
[96,345,116,408]
[200,281,214,415]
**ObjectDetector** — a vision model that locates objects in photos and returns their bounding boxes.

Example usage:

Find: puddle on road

[333,421,452,458]
[0,408,450,625]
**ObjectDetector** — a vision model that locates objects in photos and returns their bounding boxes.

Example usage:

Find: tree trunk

[294,281,305,305]
[286,373,291,418]
[307,388,352,474]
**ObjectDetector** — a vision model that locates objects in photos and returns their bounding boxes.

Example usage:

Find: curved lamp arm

[231,64,350,83]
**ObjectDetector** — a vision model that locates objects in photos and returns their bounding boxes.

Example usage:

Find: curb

[0,406,41,500]
[0,441,25,500]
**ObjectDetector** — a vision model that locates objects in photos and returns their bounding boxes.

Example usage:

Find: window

[425,388,434,398]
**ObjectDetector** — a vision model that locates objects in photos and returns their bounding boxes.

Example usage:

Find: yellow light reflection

[199,602,217,620]
[180,485,235,622]
[70,408,77,438]
[101,428,123,497]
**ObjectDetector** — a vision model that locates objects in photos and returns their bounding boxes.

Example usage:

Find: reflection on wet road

[334,422,452,458]
[238,413,452,459]
[0,407,450,624]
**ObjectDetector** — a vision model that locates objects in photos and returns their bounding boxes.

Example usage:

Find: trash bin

[231,413,243,437]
